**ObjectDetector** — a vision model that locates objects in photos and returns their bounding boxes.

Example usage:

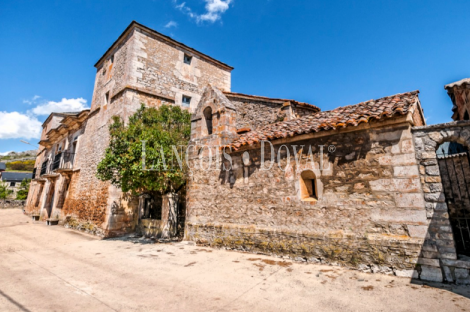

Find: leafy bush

[16,179,31,200]
[6,160,35,171]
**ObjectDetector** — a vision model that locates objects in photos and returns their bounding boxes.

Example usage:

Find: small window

[300,170,317,201]
[183,54,192,65]
[105,92,110,105]
[464,110,469,121]
[10,182,16,187]
[110,54,114,63]
[182,95,191,107]
[203,107,213,135]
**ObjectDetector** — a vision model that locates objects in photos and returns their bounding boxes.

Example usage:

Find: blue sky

[1,0,470,154]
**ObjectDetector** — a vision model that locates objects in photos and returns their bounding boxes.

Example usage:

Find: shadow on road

[105,233,182,245]
[410,278,470,299]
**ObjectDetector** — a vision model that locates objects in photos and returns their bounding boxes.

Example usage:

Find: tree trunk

[161,192,179,238]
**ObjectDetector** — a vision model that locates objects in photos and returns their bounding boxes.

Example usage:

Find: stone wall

[0,200,26,208]
[92,27,231,113]
[412,120,470,284]
[226,95,320,131]
[228,97,287,130]
[186,121,429,276]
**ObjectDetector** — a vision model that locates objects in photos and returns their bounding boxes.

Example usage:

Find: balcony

[39,153,75,177]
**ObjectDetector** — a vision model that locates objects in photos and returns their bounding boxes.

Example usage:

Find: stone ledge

[412,120,470,131]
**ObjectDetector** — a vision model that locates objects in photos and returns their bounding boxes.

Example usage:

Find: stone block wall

[228,97,289,130]
[0,200,26,208]
[186,121,430,276]
[412,120,470,283]
[92,25,232,113]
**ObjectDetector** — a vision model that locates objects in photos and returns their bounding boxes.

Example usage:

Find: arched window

[464,110,469,121]
[203,107,213,135]
[300,170,317,201]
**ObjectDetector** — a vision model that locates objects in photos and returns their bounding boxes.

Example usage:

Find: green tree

[96,104,191,197]
[16,178,31,200]
[0,181,13,201]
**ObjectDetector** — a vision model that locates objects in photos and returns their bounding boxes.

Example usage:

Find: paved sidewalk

[0,208,469,312]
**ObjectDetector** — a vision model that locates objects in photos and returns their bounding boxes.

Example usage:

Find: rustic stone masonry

[26,21,233,237]
[224,92,320,131]
[186,85,431,278]
[412,120,470,284]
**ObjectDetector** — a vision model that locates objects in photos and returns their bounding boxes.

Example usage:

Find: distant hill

[0,150,37,163]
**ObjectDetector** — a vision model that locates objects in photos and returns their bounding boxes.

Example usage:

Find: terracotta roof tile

[229,90,420,150]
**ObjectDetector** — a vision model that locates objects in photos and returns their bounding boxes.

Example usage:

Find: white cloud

[165,21,178,28]
[0,111,42,140]
[23,95,41,105]
[199,0,232,22]
[31,98,89,116]
[175,0,233,23]
[0,151,13,156]
[0,97,89,142]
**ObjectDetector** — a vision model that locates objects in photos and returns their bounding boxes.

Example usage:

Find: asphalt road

[0,208,469,312]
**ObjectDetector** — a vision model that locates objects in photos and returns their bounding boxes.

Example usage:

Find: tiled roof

[229,91,420,150]
[1,172,33,182]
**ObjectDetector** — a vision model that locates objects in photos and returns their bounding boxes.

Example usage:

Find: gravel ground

[0,208,469,312]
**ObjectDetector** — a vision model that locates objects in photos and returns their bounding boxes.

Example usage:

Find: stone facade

[26,21,233,237]
[26,111,89,221]
[186,86,431,278]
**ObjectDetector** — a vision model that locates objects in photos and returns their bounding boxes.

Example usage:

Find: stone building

[0,172,33,198]
[27,111,89,217]
[187,82,470,283]
[26,21,470,283]
[26,21,233,236]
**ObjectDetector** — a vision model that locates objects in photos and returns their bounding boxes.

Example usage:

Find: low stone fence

[0,200,26,209]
